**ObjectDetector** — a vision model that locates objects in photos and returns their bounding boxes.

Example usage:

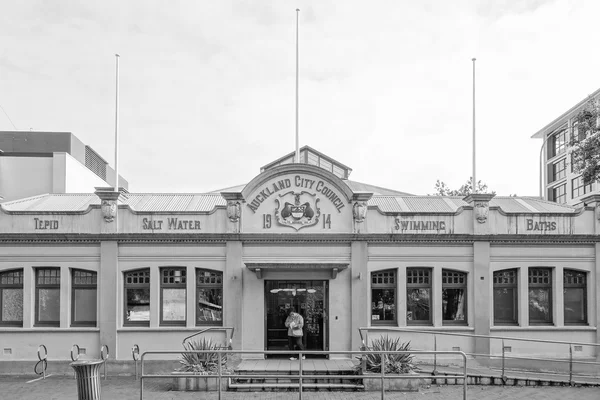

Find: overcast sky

[1,0,599,196]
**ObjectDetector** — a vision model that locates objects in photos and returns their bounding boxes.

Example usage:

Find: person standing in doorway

[285,307,305,360]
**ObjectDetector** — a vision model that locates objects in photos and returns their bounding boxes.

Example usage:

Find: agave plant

[359,335,416,374]
[177,338,227,375]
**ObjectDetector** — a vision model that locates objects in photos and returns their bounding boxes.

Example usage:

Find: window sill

[118,327,213,332]
[0,327,99,332]
[491,326,596,331]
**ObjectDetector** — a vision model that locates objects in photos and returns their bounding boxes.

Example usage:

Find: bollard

[100,345,109,380]
[132,345,140,380]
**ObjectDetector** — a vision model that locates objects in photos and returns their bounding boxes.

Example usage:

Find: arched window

[0,269,23,327]
[196,269,222,326]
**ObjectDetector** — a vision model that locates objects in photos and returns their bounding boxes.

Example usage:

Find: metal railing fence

[139,349,467,400]
[358,327,600,384]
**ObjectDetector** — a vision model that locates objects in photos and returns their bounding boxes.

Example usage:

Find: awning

[245,263,349,279]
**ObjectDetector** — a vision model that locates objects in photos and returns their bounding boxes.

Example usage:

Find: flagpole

[472,58,477,193]
[114,54,120,231]
[295,8,300,163]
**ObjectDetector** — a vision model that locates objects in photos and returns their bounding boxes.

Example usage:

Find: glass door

[265,280,328,358]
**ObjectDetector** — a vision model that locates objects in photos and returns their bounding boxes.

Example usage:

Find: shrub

[177,338,227,375]
[358,335,416,374]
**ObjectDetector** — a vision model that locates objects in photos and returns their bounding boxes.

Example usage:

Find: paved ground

[0,376,598,400]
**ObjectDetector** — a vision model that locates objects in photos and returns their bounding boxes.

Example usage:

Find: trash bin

[70,359,104,400]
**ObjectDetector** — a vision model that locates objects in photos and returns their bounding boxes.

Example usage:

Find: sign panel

[242,173,352,233]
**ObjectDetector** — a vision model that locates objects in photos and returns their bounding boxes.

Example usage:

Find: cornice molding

[0,233,598,245]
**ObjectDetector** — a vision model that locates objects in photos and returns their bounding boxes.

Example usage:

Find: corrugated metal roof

[1,193,579,214]
[490,197,532,213]
[402,196,455,213]
[2,194,97,212]
[1,193,226,213]
[344,180,413,196]
[368,195,579,214]
[368,197,406,213]
[517,197,578,213]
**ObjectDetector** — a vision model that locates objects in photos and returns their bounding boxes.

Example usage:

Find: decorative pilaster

[221,192,245,233]
[352,192,372,233]
[463,193,496,235]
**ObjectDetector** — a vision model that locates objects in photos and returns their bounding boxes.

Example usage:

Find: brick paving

[0,376,598,400]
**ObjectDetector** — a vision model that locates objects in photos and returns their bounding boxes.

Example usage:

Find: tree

[431,177,495,196]
[570,97,600,185]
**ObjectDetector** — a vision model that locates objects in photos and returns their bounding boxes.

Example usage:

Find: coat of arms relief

[275,191,320,230]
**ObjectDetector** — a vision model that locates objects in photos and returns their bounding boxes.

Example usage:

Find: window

[493,269,518,325]
[442,270,467,325]
[196,269,223,325]
[548,128,566,158]
[124,269,150,326]
[551,159,566,182]
[0,269,23,327]
[571,176,592,199]
[406,268,431,324]
[35,268,60,327]
[161,267,186,326]
[564,269,587,325]
[371,270,396,324]
[551,184,566,204]
[71,270,97,327]
[529,268,552,324]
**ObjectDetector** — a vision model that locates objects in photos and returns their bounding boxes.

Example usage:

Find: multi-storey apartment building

[533,88,600,205]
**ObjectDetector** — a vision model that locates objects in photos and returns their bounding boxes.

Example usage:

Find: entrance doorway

[265,280,328,358]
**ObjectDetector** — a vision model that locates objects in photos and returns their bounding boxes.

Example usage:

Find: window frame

[571,176,592,199]
[0,269,24,327]
[196,269,223,326]
[71,269,97,327]
[406,268,432,325]
[552,184,567,204]
[35,267,61,327]
[493,269,518,326]
[370,269,397,326]
[124,268,151,327]
[563,269,587,325]
[551,158,566,182]
[160,267,187,326]
[528,267,553,325]
[548,127,566,158]
[442,269,467,326]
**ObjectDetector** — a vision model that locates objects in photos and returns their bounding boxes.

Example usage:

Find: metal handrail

[358,326,600,384]
[181,326,235,349]
[358,326,600,348]
[139,349,468,400]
